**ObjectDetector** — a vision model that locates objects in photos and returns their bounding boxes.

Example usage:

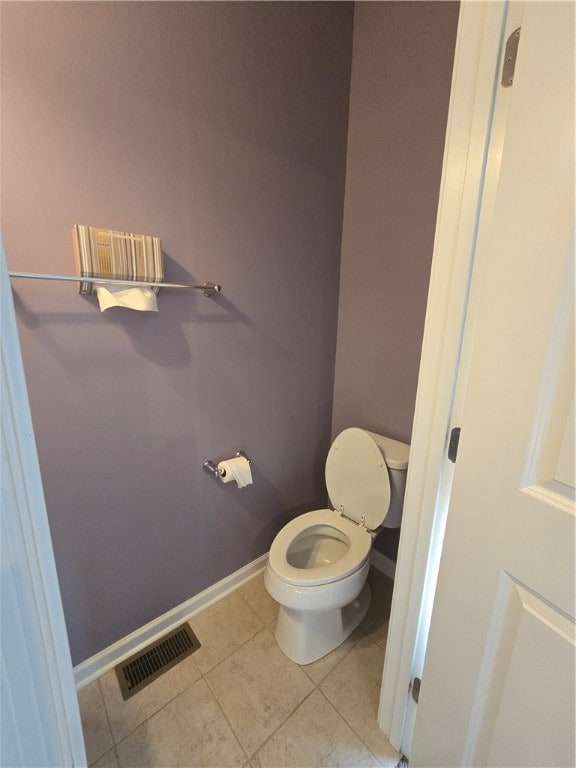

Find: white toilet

[264,427,409,665]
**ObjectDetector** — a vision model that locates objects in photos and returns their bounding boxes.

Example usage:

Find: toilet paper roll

[95,284,158,312]
[217,456,253,488]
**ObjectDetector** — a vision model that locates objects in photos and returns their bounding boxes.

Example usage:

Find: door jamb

[377,1,510,756]
[1,241,87,766]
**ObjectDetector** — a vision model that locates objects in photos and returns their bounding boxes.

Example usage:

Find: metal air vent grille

[115,623,200,700]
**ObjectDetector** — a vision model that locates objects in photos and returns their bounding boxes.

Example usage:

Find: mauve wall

[332,2,459,445]
[1,2,353,664]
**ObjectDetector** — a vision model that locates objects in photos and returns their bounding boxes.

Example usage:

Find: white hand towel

[96,284,158,312]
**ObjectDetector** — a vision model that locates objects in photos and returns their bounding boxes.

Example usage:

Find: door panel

[411,3,575,765]
[466,574,574,767]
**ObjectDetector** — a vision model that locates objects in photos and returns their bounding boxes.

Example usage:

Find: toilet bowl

[265,427,409,665]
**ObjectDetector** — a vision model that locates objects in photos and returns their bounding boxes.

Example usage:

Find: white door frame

[378,1,514,756]
[1,240,86,767]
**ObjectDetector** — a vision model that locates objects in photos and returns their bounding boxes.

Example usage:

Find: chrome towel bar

[8,271,221,296]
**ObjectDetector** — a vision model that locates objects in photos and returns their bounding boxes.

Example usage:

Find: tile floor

[78,568,401,768]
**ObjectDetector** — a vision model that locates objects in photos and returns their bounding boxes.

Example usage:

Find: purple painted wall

[1,2,353,664]
[2,1,459,662]
[332,1,459,445]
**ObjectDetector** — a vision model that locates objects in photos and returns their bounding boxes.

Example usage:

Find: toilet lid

[325,428,391,530]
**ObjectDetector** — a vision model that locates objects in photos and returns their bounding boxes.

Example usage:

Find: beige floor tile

[206,628,314,756]
[320,636,399,765]
[301,625,364,685]
[367,617,390,650]
[301,569,392,685]
[238,573,279,627]
[116,677,245,768]
[252,689,381,768]
[192,590,264,673]
[86,575,400,768]
[360,571,394,647]
[90,747,120,768]
[77,680,114,765]
[99,647,202,743]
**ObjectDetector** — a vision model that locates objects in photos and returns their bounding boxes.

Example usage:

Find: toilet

[264,427,409,665]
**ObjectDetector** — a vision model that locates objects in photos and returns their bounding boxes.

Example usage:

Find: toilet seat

[268,508,371,587]
[325,427,391,530]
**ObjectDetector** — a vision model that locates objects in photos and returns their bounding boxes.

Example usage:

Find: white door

[411,3,575,767]
[1,241,87,767]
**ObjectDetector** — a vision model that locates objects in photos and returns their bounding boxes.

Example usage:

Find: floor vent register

[115,623,201,700]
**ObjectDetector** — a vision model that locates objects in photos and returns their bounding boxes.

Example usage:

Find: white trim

[1,241,87,767]
[377,2,511,758]
[74,553,268,690]
[370,549,396,581]
[75,543,405,690]
[522,483,575,516]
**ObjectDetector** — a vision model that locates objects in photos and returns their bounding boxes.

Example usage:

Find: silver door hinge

[410,676,421,704]
[501,27,521,87]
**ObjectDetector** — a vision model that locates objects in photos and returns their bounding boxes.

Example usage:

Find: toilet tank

[366,431,410,528]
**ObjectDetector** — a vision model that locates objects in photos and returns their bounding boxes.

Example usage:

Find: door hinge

[448,427,461,463]
[501,27,521,87]
[411,676,422,704]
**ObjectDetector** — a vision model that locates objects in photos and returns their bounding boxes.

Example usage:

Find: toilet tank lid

[365,431,410,470]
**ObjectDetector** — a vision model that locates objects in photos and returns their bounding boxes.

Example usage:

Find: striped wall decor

[71,225,164,295]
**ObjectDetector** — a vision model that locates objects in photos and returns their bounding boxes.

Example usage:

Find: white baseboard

[370,549,397,580]
[75,548,394,689]
[74,553,268,690]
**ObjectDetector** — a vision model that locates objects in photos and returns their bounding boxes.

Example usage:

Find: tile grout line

[197,621,269,677]
[92,744,120,768]
[201,672,251,766]
[193,590,266,675]
[91,572,394,766]
[236,583,279,630]
[239,622,386,763]
[105,596,267,748]
[106,632,261,757]
[203,581,324,760]
[104,664,212,750]
[202,630,318,761]
[313,630,399,767]
[300,628,366,686]
[249,686,320,764]
[101,622,269,755]
[92,677,118,766]
[106,675,205,758]
[112,629,378,752]
[315,686,390,768]
[318,688,397,768]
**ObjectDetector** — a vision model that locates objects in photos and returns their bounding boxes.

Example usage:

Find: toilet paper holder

[203,451,252,481]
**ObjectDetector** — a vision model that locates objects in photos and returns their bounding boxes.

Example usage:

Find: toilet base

[274,582,371,665]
